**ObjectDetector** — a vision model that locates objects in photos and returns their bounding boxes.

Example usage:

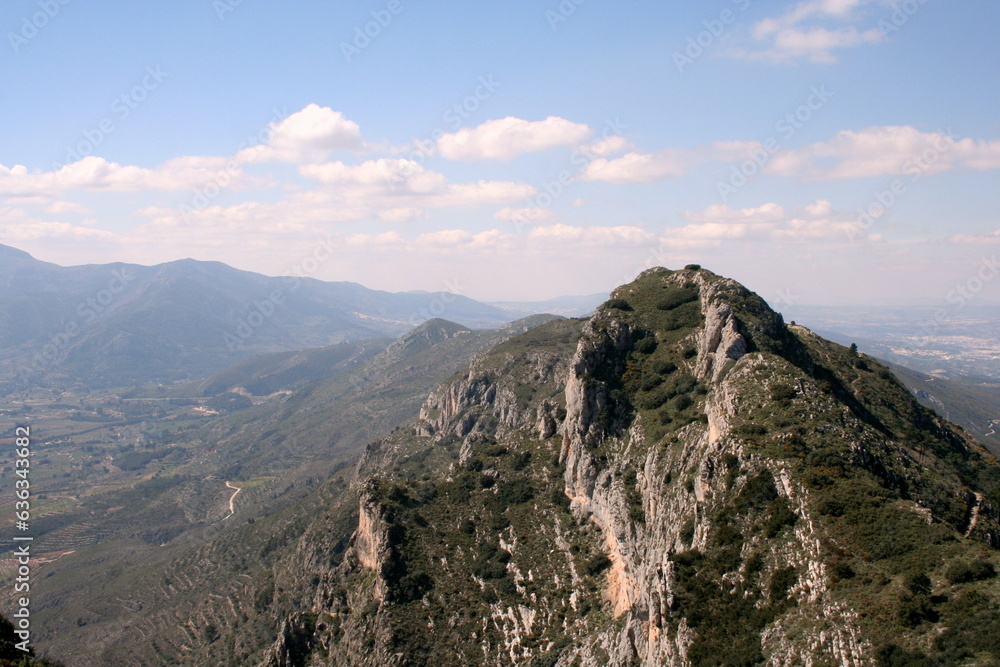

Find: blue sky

[1,0,999,307]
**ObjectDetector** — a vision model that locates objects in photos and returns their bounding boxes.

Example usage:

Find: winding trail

[224,481,241,519]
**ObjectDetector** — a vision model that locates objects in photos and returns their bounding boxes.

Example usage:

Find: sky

[1,0,999,307]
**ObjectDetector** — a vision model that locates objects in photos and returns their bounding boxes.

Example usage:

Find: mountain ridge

[269,266,1000,666]
[0,243,513,390]
[17,266,1000,666]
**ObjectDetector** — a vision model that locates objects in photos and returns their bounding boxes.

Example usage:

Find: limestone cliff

[264,267,1000,666]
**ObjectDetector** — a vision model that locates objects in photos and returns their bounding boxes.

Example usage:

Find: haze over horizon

[2,1,998,306]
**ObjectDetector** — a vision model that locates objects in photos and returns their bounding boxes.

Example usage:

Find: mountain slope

[887,361,1000,457]
[25,315,564,666]
[33,267,1000,666]
[176,338,393,398]
[0,244,511,389]
[261,266,1000,666]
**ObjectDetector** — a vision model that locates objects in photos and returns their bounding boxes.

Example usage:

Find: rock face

[553,268,870,665]
[258,267,1000,667]
[353,481,391,601]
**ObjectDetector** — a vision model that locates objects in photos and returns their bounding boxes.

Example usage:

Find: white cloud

[0,156,265,195]
[131,158,537,237]
[579,150,691,184]
[946,230,1000,245]
[345,224,656,256]
[437,116,593,161]
[580,135,633,157]
[299,158,534,208]
[528,223,655,247]
[753,0,869,38]
[410,229,518,254]
[45,200,90,214]
[0,220,117,241]
[238,104,364,163]
[378,207,426,222]
[670,199,876,247]
[300,158,440,190]
[682,202,787,224]
[804,199,834,216]
[494,206,557,223]
[428,181,536,208]
[737,0,883,63]
[765,126,1000,179]
[346,231,405,246]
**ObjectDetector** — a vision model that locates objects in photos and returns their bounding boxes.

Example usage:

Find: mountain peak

[273,265,1000,666]
[383,318,472,359]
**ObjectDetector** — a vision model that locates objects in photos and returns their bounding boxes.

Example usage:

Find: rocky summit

[89,267,1000,666]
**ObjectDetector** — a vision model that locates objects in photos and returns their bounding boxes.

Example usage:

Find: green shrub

[510,451,531,471]
[876,644,928,666]
[641,373,663,391]
[663,373,697,397]
[764,497,797,537]
[680,518,695,545]
[605,298,632,311]
[650,360,677,375]
[656,287,699,311]
[897,594,937,627]
[636,388,668,410]
[946,558,996,584]
[831,561,856,581]
[734,423,767,438]
[634,337,657,354]
[769,384,797,402]
[769,566,797,604]
[904,572,931,596]
[669,394,693,413]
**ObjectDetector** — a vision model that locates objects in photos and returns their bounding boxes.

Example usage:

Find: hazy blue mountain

[487,291,608,318]
[0,244,512,389]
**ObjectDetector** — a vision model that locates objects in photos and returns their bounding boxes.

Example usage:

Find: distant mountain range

[488,292,608,319]
[0,244,586,390]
